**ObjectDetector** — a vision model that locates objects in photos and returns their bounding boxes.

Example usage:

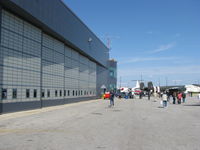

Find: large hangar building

[0,0,114,113]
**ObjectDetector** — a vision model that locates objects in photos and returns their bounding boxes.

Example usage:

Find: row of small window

[1,88,96,100]
[41,89,95,98]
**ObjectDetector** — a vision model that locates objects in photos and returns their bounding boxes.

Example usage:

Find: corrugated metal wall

[3,0,109,67]
[0,10,97,104]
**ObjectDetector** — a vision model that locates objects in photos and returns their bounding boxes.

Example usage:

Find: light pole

[119,76,122,88]
[165,77,168,86]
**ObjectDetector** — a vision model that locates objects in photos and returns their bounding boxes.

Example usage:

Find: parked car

[103,92,111,99]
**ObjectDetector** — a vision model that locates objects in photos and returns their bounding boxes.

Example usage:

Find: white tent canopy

[185,85,200,93]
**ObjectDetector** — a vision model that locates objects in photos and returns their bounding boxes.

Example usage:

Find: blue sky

[64,0,200,87]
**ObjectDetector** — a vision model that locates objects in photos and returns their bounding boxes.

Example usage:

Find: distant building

[185,84,200,93]
[0,0,116,113]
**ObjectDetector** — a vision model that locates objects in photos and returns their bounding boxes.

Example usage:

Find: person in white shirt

[162,92,168,108]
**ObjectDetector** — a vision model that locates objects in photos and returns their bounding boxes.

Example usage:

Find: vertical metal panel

[1,0,109,67]
[0,5,102,114]
[0,6,3,114]
[40,32,43,108]
[96,65,108,96]
[0,9,42,104]
[1,10,23,35]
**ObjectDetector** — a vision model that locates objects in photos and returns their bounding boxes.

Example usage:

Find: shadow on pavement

[183,104,200,107]
[112,109,121,112]
[157,106,164,108]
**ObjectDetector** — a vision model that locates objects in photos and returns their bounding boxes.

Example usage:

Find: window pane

[34,89,37,98]
[55,90,58,97]
[26,89,30,98]
[12,89,17,99]
[60,90,62,97]
[2,89,7,100]
[47,90,50,97]
[42,89,45,98]
[110,70,114,77]
[64,90,66,96]
[68,90,70,96]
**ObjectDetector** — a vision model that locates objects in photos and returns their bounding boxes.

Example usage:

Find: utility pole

[103,34,120,50]
[165,77,168,86]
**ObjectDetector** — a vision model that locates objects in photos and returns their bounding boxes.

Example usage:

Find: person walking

[154,92,159,102]
[109,91,114,107]
[128,91,132,99]
[182,92,186,103]
[166,91,170,102]
[172,92,176,104]
[177,92,182,104]
[198,93,200,100]
[162,92,168,108]
[139,91,142,99]
[125,92,129,100]
[148,91,151,100]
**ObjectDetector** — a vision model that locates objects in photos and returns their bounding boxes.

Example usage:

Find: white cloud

[119,56,178,64]
[148,42,176,54]
[118,65,200,77]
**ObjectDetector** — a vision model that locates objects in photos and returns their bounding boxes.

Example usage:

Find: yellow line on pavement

[0,99,101,121]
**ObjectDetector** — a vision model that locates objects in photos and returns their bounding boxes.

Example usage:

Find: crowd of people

[105,90,198,108]
[160,91,186,108]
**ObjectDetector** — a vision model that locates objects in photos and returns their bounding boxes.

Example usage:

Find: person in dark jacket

[139,91,143,99]
[182,92,186,103]
[148,91,151,100]
[109,91,115,107]
[172,92,176,104]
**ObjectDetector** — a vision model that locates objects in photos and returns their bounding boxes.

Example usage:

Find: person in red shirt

[177,92,182,104]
